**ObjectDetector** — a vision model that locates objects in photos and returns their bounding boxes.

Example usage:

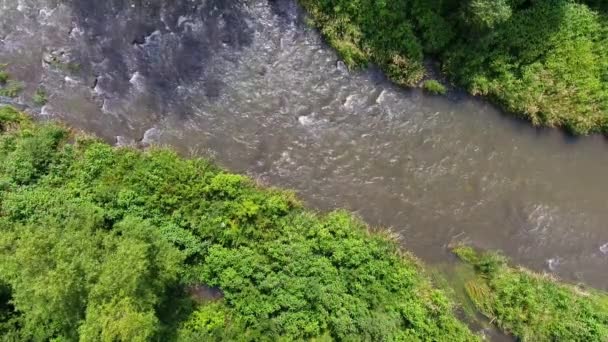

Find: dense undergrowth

[299,0,608,135]
[454,246,608,341]
[0,106,477,341]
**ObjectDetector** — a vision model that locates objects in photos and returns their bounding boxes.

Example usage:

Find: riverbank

[0,106,476,340]
[298,0,608,135]
[1,106,608,340]
[454,246,608,341]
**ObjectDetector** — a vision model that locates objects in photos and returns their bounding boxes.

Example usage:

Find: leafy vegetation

[0,72,8,85]
[0,65,22,98]
[33,88,48,106]
[0,64,8,85]
[0,106,477,341]
[0,80,24,98]
[423,80,447,95]
[300,0,608,134]
[453,246,608,341]
[299,0,429,86]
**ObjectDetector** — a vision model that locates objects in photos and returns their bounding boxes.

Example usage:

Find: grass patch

[453,246,608,341]
[423,80,447,95]
[0,64,8,85]
[0,107,477,341]
[0,106,22,123]
[33,87,48,106]
[0,80,24,98]
[0,72,8,85]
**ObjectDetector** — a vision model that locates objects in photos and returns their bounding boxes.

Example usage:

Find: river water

[1,0,608,297]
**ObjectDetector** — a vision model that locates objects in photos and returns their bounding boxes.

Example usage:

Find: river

[1,0,607,296]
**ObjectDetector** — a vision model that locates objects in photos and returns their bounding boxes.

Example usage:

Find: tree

[464,0,513,31]
[0,211,184,341]
[80,217,184,341]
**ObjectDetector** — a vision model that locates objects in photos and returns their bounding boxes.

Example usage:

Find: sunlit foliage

[454,246,608,341]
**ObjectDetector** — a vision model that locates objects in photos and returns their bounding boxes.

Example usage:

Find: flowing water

[2,0,608,303]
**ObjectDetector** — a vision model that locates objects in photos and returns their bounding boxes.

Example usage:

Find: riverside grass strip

[454,246,608,342]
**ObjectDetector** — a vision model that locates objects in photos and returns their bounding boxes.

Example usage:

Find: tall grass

[454,246,608,341]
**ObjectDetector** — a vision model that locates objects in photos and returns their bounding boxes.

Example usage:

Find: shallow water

[1,0,608,297]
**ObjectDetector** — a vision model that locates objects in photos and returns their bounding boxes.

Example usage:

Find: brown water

[2,0,608,297]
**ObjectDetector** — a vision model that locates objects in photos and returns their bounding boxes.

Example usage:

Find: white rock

[142,127,161,145]
[600,242,608,255]
[546,257,560,271]
[298,115,314,126]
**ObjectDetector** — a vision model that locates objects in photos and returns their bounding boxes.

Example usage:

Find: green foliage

[0,108,477,341]
[0,71,8,85]
[80,297,158,342]
[0,106,24,130]
[0,281,19,339]
[454,246,608,341]
[33,88,48,106]
[299,0,432,86]
[0,64,8,85]
[445,0,608,134]
[301,0,608,134]
[464,0,513,30]
[0,80,24,98]
[1,123,67,185]
[176,301,250,341]
[423,80,447,95]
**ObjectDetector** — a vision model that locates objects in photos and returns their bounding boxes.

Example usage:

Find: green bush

[0,71,8,84]
[464,0,513,30]
[33,88,48,106]
[454,246,608,341]
[0,106,23,129]
[299,0,430,86]
[0,80,24,98]
[423,80,447,95]
[0,108,477,341]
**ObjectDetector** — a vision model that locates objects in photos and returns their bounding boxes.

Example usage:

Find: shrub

[464,0,513,31]
[0,80,24,98]
[0,71,8,84]
[423,79,447,95]
[0,106,23,128]
[33,88,48,106]
[299,0,430,86]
